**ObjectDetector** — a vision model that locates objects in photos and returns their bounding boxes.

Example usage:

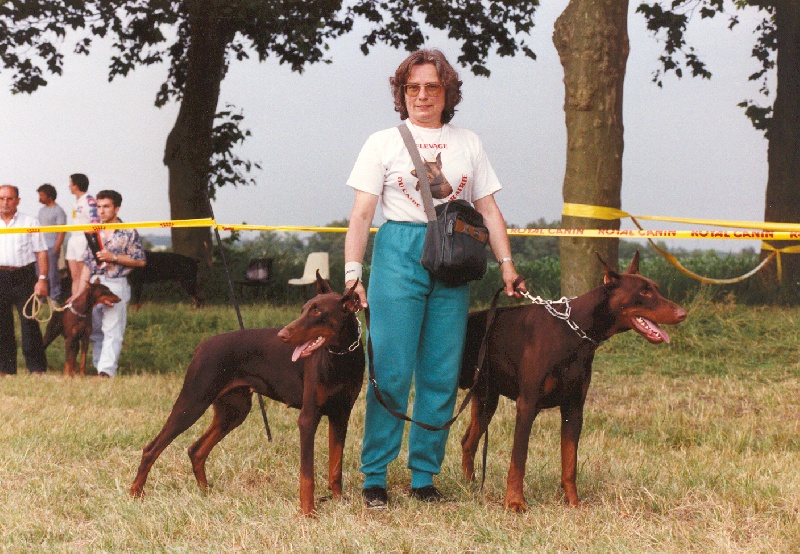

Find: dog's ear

[316,270,333,294]
[625,250,640,275]
[341,279,361,313]
[597,253,621,285]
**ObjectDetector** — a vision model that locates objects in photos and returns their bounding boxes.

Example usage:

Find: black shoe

[362,486,388,509]
[410,485,445,502]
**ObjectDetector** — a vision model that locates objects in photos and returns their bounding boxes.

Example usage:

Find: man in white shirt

[0,185,49,375]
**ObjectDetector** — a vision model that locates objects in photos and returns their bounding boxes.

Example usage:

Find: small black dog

[128,251,204,310]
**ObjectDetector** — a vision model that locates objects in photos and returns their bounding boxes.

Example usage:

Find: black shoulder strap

[397,123,437,222]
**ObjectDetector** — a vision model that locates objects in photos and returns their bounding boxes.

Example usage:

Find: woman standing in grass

[344,48,524,508]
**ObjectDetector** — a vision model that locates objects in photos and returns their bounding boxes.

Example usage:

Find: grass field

[1,294,799,552]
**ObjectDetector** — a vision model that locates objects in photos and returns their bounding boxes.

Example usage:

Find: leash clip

[328,316,362,355]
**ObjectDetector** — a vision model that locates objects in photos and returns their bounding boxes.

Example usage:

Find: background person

[343,49,525,508]
[69,189,145,378]
[0,184,49,375]
[65,173,99,295]
[36,183,67,300]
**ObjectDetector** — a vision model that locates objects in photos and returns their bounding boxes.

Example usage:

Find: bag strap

[397,123,436,222]
[365,285,504,432]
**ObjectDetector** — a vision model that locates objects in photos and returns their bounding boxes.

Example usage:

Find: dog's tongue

[633,316,670,344]
[292,341,314,362]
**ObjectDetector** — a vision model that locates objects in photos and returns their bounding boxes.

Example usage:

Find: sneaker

[362,486,388,509]
[409,485,445,502]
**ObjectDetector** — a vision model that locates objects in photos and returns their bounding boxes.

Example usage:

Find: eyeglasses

[0,197,18,202]
[403,83,443,97]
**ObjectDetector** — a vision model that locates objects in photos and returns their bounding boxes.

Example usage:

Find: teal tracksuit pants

[361,221,470,490]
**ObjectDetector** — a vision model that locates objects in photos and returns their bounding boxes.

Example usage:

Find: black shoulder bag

[397,124,489,287]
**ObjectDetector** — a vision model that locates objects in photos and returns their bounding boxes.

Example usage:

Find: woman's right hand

[345,278,367,311]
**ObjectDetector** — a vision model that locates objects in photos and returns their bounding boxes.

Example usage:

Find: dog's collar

[328,316,362,355]
[520,291,600,346]
[64,302,88,319]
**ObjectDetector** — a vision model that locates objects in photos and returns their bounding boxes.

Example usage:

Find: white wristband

[498,257,514,266]
[344,261,363,282]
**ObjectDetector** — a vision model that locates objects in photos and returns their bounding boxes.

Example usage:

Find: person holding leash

[0,184,49,375]
[68,189,145,378]
[344,49,525,508]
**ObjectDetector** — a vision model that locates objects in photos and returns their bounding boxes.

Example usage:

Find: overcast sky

[0,2,770,251]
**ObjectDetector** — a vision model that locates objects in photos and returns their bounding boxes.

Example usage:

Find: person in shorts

[65,173,99,294]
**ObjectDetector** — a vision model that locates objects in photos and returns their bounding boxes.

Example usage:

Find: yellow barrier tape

[507,228,800,240]
[216,224,380,234]
[760,243,800,282]
[561,202,800,283]
[2,217,800,242]
[3,213,796,284]
[563,202,800,232]
[0,218,215,234]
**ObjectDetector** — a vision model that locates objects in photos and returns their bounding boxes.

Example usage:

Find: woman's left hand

[501,262,526,298]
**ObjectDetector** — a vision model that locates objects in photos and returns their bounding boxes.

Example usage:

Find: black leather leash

[205,191,272,443]
[365,281,519,489]
[364,291,497,432]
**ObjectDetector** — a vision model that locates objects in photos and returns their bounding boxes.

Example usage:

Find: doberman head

[86,278,122,310]
[412,153,453,199]
[596,251,687,343]
[277,271,361,361]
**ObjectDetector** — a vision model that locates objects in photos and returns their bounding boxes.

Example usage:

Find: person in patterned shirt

[68,189,145,378]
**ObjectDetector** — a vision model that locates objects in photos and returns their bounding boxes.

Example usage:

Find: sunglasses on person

[403,83,444,97]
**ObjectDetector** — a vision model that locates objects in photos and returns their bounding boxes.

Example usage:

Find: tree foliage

[0,0,538,114]
[636,0,776,131]
[1,0,539,260]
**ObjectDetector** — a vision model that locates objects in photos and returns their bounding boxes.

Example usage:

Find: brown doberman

[42,279,121,376]
[459,252,687,512]
[129,273,364,517]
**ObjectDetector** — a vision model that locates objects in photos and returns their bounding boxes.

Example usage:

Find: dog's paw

[504,496,528,514]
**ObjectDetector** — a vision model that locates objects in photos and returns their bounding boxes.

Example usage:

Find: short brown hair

[37,183,57,200]
[390,49,462,124]
[96,189,122,208]
[70,173,89,192]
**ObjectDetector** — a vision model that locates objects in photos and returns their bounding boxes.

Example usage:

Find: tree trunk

[761,0,800,287]
[553,0,629,295]
[164,6,231,263]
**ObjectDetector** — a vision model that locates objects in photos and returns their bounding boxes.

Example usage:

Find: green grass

[2,298,799,552]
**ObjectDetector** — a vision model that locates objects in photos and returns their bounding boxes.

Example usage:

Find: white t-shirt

[347,121,502,223]
[70,193,99,237]
[0,212,48,267]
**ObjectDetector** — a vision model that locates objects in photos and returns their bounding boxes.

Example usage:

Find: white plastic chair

[288,252,330,286]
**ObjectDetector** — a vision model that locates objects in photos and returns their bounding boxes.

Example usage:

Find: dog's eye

[311,307,322,317]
